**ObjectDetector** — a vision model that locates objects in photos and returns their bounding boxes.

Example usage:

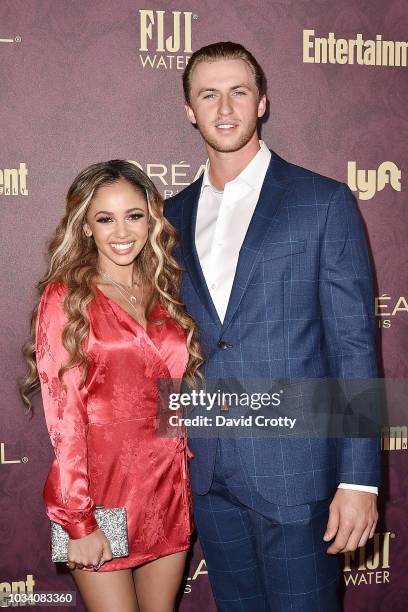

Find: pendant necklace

[100,271,144,313]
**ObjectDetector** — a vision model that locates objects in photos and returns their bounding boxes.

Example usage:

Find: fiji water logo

[139,9,196,70]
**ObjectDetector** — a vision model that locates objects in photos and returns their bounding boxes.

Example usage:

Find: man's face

[185,58,266,154]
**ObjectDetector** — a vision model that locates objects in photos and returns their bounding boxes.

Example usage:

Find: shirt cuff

[338,483,378,495]
[65,514,99,539]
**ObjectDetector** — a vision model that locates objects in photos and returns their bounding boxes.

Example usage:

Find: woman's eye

[128,214,144,221]
[96,216,112,223]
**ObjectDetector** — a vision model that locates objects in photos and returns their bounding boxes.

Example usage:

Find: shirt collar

[201,140,271,195]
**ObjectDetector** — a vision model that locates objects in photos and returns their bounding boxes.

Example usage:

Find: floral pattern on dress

[111,383,149,421]
[39,371,49,385]
[36,316,52,362]
[142,492,169,550]
[48,377,67,420]
[37,282,192,568]
[87,392,103,422]
[88,350,108,384]
[118,436,145,479]
[49,428,63,459]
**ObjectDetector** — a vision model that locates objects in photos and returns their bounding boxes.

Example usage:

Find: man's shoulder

[164,175,203,219]
[272,151,345,201]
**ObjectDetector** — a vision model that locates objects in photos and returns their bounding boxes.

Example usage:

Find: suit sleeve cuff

[338,482,378,495]
[65,514,99,539]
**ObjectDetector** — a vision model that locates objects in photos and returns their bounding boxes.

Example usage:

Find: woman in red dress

[20,160,202,611]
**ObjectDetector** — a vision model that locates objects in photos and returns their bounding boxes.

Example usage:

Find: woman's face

[83,178,149,272]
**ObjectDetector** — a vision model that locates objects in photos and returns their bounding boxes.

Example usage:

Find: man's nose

[218,94,233,115]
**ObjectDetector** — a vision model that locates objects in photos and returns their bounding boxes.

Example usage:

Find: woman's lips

[110,241,135,255]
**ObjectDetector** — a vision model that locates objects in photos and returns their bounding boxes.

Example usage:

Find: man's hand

[323,489,378,554]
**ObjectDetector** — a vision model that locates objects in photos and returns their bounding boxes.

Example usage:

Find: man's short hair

[183,41,267,104]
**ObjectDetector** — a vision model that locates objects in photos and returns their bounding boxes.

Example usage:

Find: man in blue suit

[165,42,380,611]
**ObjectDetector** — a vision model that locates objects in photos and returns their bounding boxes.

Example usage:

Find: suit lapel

[221,155,288,333]
[180,176,222,325]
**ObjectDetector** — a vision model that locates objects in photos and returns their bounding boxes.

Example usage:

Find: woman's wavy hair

[20,160,204,411]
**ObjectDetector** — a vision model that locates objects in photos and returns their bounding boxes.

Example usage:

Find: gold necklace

[101,272,144,308]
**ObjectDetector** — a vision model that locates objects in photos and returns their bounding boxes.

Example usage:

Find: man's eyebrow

[230,84,250,89]
[197,84,251,95]
[197,87,217,95]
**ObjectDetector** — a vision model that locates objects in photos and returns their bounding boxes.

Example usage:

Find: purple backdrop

[1,1,407,610]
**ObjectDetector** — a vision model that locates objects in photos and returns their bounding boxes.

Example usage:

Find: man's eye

[96,217,112,223]
[203,94,215,99]
[233,91,246,96]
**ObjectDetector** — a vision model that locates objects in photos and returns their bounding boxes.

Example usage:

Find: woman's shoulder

[43,280,68,298]
[36,283,70,339]
[40,281,69,311]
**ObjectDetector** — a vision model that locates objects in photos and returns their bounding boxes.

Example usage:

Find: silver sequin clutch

[51,506,129,563]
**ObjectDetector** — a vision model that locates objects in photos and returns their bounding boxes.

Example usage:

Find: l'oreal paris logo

[0,443,28,464]
[375,294,408,329]
[128,159,205,197]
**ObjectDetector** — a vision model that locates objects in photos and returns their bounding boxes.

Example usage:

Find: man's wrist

[338,483,378,495]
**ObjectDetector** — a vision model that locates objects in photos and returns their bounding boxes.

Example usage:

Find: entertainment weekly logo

[347,161,401,201]
[303,30,408,66]
[0,163,28,196]
[138,9,197,70]
[381,426,407,451]
[0,575,35,607]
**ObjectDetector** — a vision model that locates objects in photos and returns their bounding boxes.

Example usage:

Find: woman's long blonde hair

[20,160,203,411]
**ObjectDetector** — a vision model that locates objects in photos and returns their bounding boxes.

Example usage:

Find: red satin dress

[36,281,193,571]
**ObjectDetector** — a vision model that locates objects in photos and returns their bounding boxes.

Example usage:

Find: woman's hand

[66,528,112,571]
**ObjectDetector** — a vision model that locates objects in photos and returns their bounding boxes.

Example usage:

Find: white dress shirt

[196,141,271,323]
[195,140,378,496]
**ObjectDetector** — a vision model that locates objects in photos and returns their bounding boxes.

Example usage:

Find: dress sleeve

[36,282,99,539]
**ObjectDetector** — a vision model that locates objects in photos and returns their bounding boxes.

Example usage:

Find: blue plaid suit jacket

[165,151,381,506]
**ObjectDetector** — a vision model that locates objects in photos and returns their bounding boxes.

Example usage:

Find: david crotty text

[168,415,297,429]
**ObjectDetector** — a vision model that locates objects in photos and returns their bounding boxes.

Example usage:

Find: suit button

[217,341,233,350]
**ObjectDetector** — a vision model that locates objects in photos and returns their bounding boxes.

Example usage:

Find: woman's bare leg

[71,567,140,612]
[132,551,188,612]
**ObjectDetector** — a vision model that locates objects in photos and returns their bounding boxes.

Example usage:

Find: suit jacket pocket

[261,240,306,261]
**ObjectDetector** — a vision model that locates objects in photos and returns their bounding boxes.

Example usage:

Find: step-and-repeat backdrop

[1,1,407,610]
